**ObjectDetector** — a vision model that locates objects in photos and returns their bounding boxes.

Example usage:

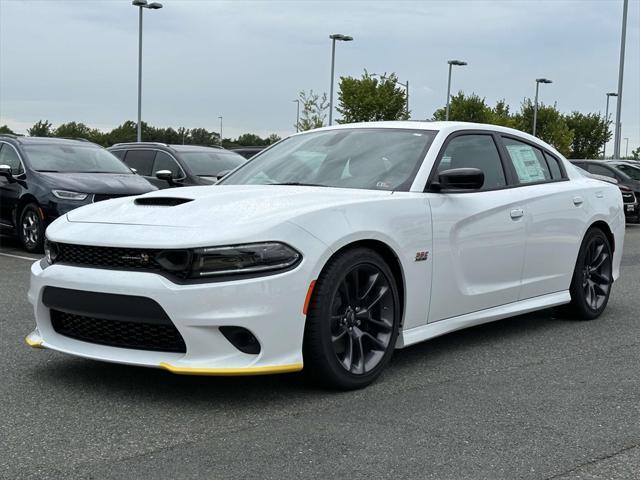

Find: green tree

[337,71,409,123]
[433,92,494,123]
[631,146,640,160]
[513,100,573,156]
[267,133,281,144]
[105,120,137,145]
[189,127,219,146]
[236,133,267,146]
[564,111,609,159]
[490,99,516,127]
[297,90,329,131]
[0,125,16,134]
[54,121,106,145]
[28,120,53,137]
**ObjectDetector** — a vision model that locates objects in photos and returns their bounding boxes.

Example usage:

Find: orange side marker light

[303,280,316,315]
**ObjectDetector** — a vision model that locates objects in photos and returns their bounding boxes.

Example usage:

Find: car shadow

[27,307,576,404]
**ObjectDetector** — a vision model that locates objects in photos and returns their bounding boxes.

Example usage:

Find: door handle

[510,208,524,219]
[573,195,584,206]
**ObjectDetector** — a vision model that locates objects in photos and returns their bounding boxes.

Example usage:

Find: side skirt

[396,291,571,348]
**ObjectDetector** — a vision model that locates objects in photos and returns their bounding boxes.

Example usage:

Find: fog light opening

[219,326,261,355]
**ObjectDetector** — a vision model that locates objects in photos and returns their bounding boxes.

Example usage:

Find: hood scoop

[134,197,193,207]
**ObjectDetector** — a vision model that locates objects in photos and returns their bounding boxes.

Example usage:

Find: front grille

[56,243,166,273]
[622,192,635,203]
[51,310,186,353]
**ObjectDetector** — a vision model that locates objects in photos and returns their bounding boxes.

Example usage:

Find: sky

[0,0,638,154]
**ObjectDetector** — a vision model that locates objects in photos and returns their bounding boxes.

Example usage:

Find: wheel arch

[319,239,406,327]
[14,194,40,226]
[588,220,615,253]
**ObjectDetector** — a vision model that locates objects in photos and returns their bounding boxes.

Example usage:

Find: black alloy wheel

[19,203,45,253]
[303,248,400,389]
[566,227,613,320]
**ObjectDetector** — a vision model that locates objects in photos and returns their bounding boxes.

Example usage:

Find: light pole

[371,73,410,118]
[624,137,629,157]
[218,116,223,146]
[613,0,629,159]
[603,92,618,158]
[445,60,467,121]
[293,99,300,132]
[328,33,353,126]
[533,78,552,137]
[132,0,163,143]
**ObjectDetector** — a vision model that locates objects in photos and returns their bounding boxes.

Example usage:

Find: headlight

[52,190,88,201]
[189,242,301,278]
[44,239,58,265]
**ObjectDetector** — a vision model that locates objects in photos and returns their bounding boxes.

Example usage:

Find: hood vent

[134,197,193,207]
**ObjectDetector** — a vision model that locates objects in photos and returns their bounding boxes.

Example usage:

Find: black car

[108,143,246,189]
[570,159,640,222]
[231,146,266,159]
[0,135,156,252]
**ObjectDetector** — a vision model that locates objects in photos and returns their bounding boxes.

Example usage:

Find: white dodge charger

[26,122,624,389]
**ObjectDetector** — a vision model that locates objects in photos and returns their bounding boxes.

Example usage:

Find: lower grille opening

[219,326,261,354]
[51,310,186,353]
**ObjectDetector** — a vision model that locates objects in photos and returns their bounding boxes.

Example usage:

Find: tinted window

[502,137,551,184]
[222,128,436,191]
[587,164,617,179]
[613,163,640,181]
[0,143,23,174]
[544,152,563,179]
[110,150,126,160]
[437,134,506,190]
[178,150,245,176]
[23,144,130,174]
[122,150,155,176]
[153,151,183,178]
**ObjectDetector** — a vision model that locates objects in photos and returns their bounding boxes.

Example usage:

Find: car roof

[0,135,100,147]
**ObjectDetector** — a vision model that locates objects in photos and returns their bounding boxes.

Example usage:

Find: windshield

[614,163,640,181]
[221,128,436,191]
[178,150,246,176]
[24,144,132,174]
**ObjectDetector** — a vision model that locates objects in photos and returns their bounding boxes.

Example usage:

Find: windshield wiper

[35,169,60,172]
[269,182,328,187]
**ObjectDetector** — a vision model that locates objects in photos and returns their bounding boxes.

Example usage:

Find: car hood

[39,172,157,195]
[65,185,392,228]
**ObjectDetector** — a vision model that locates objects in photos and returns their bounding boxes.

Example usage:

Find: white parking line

[0,252,40,262]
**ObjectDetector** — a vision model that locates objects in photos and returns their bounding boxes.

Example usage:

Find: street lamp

[445,60,467,121]
[603,92,618,159]
[624,137,629,158]
[532,78,552,137]
[328,33,353,126]
[613,0,629,159]
[371,73,410,118]
[293,99,300,132]
[218,116,223,146]
[132,0,163,143]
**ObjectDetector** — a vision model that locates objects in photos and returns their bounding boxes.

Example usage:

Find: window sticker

[506,144,546,182]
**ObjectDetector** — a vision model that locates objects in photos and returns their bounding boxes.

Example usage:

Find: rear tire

[303,248,400,390]
[565,227,613,320]
[18,203,45,253]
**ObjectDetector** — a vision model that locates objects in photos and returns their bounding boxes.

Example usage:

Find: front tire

[566,227,613,320]
[19,203,45,253]
[303,248,400,390]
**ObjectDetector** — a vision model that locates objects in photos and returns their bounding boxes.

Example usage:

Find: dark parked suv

[108,143,246,189]
[570,159,640,223]
[0,135,156,252]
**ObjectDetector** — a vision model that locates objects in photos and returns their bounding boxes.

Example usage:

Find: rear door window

[122,150,154,176]
[501,137,551,184]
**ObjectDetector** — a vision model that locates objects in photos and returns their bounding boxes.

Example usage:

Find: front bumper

[27,256,317,374]
[623,202,639,222]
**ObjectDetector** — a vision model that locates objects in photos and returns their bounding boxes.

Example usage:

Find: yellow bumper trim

[25,336,44,349]
[159,362,303,376]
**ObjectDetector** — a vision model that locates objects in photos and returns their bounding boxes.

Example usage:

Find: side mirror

[155,169,175,183]
[0,164,13,180]
[432,168,484,191]
[130,167,138,174]
[216,169,231,181]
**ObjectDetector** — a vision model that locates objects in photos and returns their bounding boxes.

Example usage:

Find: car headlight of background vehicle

[190,242,301,278]
[52,190,88,201]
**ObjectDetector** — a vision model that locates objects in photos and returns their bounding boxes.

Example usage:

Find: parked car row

[570,159,640,223]
[0,135,246,252]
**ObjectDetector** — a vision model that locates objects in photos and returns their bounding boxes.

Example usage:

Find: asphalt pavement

[1,227,639,480]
